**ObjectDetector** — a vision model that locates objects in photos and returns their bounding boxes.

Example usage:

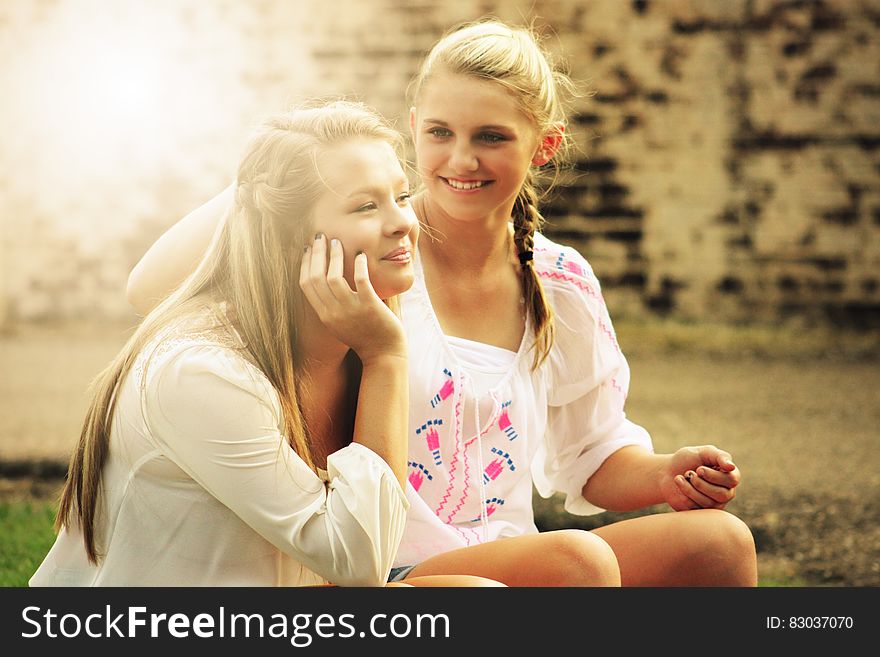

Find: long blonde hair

[410,19,574,369]
[57,100,403,563]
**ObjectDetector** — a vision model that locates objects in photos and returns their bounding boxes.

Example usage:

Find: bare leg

[400,575,506,587]
[591,509,757,586]
[404,529,620,587]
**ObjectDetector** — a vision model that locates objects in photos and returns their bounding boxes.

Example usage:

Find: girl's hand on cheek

[300,235,406,363]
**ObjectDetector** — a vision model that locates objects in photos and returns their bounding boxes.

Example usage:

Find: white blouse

[30,312,408,587]
[396,232,653,566]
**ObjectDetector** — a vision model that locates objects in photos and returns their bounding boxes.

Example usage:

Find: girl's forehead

[316,139,405,195]
[421,70,512,100]
[416,72,533,129]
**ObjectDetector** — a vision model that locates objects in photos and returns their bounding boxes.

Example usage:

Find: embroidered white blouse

[396,232,653,566]
[30,312,408,587]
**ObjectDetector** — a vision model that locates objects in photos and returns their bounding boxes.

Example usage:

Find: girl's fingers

[690,469,736,505]
[299,244,311,289]
[675,473,722,509]
[299,247,326,315]
[698,445,736,472]
[301,238,385,341]
[327,238,344,279]
[672,476,701,510]
[326,238,356,299]
[309,233,328,282]
[300,234,333,312]
[299,243,318,302]
[696,464,740,489]
[353,251,378,300]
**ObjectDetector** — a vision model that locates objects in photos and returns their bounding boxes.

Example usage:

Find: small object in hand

[685,471,695,483]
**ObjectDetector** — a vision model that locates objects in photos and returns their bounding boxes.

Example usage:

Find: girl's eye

[428,127,452,138]
[356,202,377,212]
[479,133,505,143]
[397,192,411,205]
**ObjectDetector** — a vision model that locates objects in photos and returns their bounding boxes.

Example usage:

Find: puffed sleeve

[143,343,408,586]
[531,245,653,516]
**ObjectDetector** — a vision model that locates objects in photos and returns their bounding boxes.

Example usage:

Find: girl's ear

[532,123,565,166]
[409,107,417,141]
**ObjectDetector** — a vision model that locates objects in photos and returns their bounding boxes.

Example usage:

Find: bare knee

[542,530,620,587]
[452,575,507,587]
[404,574,506,587]
[692,510,757,586]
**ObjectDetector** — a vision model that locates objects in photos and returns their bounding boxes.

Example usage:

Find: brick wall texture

[1,0,878,328]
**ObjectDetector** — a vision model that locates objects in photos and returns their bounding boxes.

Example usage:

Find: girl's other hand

[299,234,406,364]
[661,445,741,511]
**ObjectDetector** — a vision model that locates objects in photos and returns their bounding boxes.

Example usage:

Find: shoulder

[533,233,624,369]
[532,235,627,394]
[532,232,606,311]
[141,320,275,409]
[140,337,283,439]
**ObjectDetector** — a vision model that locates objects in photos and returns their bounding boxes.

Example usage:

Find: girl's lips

[382,247,412,263]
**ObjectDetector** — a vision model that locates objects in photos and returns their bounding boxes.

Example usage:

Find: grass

[759,578,811,587]
[0,501,57,587]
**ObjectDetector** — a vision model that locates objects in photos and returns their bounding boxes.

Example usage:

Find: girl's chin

[372,272,415,299]
[432,187,497,218]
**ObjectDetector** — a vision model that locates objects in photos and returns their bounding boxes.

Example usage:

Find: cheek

[415,142,443,173]
[332,231,373,286]
[341,231,372,259]
[493,151,531,186]
[341,256,356,289]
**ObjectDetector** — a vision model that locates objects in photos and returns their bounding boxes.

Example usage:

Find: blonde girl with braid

[394,20,756,586]
[124,22,757,587]
[30,101,500,587]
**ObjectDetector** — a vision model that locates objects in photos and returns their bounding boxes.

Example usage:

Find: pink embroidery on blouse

[482,459,505,484]
[482,447,516,484]
[430,368,454,407]
[498,400,519,441]
[537,263,627,401]
[471,497,505,522]
[434,372,465,519]
[407,461,433,492]
[416,419,443,465]
[445,395,502,524]
[563,260,585,277]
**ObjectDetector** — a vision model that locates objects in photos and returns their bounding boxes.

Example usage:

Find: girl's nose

[448,139,478,173]
[386,202,418,237]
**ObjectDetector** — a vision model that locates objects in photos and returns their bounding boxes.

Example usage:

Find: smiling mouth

[441,177,492,191]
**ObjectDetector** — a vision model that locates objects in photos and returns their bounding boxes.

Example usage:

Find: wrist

[356,332,407,366]
[655,453,675,499]
[358,350,408,370]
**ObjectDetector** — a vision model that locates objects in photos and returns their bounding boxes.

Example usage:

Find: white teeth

[445,178,486,190]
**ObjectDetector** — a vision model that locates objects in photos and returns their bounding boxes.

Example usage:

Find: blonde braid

[512,176,555,370]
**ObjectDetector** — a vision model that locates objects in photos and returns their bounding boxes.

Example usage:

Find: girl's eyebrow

[423,118,514,132]
[346,176,409,198]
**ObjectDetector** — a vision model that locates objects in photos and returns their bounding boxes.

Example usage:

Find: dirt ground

[1,320,878,585]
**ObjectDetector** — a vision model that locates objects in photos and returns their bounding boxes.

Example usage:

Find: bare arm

[353,354,408,486]
[583,444,741,513]
[581,446,668,512]
[126,184,234,315]
[300,238,410,486]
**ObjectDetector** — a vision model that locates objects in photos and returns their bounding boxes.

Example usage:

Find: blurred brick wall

[1,0,878,328]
